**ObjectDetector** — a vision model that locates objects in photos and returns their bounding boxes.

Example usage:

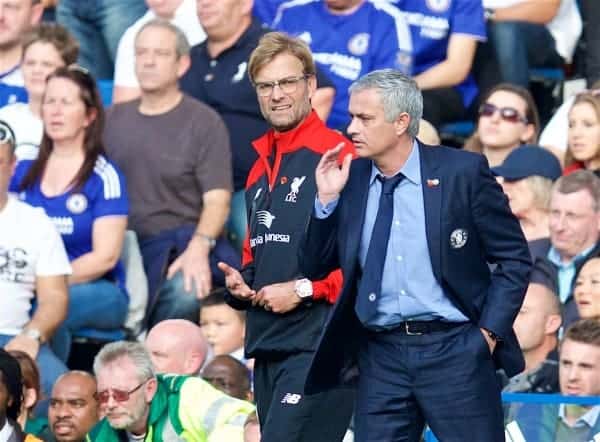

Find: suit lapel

[419,143,443,283]
[344,159,371,272]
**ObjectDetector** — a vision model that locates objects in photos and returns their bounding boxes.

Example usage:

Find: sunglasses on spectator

[94,379,149,404]
[478,103,528,124]
[254,74,310,97]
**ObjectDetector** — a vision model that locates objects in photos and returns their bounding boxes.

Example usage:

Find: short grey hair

[93,342,155,383]
[349,69,423,138]
[135,18,190,58]
[553,170,600,212]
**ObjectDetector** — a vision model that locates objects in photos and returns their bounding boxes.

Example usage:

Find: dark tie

[355,173,404,325]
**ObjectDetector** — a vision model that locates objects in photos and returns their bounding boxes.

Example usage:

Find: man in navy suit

[300,69,532,442]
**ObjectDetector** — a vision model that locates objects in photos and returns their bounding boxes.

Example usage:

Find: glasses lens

[111,389,131,402]
[95,390,110,404]
[499,107,521,123]
[279,78,299,94]
[479,103,496,117]
[256,83,272,97]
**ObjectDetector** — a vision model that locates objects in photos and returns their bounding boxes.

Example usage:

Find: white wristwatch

[294,278,313,299]
[22,328,43,343]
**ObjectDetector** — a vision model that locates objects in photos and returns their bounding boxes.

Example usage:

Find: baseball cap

[491,145,562,182]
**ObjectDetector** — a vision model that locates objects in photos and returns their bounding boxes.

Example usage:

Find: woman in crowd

[0,23,78,159]
[9,66,129,361]
[564,92,600,176]
[464,84,541,167]
[492,145,562,241]
[7,351,50,441]
[573,257,600,321]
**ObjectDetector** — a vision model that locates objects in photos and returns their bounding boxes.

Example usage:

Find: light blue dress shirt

[547,244,595,303]
[315,141,468,329]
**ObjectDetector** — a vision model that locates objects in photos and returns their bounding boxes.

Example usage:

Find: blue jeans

[487,21,563,88]
[148,272,201,329]
[56,0,147,79]
[227,189,248,252]
[51,279,128,361]
[0,334,66,399]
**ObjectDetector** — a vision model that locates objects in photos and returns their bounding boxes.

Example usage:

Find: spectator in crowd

[104,19,239,329]
[48,371,99,442]
[200,289,245,363]
[181,0,336,251]
[202,355,252,401]
[0,23,79,158]
[573,257,600,321]
[271,0,411,131]
[89,341,254,441]
[7,351,49,439]
[113,0,205,103]
[530,171,600,325]
[0,120,69,398]
[56,0,147,79]
[0,349,26,441]
[145,319,208,375]
[564,92,600,176]
[10,67,129,362]
[0,0,43,106]
[503,259,562,393]
[483,0,581,88]
[492,145,562,241]
[393,0,485,128]
[219,32,354,442]
[507,319,600,441]
[464,84,541,167]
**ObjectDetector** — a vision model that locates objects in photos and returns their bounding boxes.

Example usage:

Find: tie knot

[378,173,404,195]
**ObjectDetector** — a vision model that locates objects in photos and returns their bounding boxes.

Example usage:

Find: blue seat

[439,120,475,139]
[529,67,565,83]
[97,79,114,107]
[72,327,126,344]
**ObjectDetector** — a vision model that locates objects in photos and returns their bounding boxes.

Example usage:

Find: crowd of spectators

[0,0,599,441]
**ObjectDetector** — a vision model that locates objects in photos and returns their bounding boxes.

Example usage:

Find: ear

[545,314,562,335]
[520,123,536,144]
[145,378,158,403]
[177,55,191,79]
[306,74,317,100]
[84,108,98,128]
[184,352,203,375]
[23,387,37,410]
[30,3,44,26]
[393,112,410,137]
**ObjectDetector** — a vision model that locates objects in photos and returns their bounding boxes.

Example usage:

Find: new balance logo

[256,210,275,229]
[281,393,302,405]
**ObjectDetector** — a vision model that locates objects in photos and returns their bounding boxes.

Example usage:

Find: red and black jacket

[228,111,354,359]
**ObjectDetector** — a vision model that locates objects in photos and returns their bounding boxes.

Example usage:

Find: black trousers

[254,351,355,442]
[422,87,468,129]
[355,323,504,442]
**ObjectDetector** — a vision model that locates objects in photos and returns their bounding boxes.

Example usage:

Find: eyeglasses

[254,74,310,97]
[478,102,528,124]
[94,379,149,404]
[0,120,15,147]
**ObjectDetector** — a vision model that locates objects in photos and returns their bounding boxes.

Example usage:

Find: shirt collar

[558,404,600,428]
[369,140,420,186]
[547,244,596,268]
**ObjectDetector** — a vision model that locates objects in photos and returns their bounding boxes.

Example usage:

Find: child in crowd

[200,289,247,364]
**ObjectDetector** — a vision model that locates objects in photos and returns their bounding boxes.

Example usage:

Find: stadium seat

[97,79,114,107]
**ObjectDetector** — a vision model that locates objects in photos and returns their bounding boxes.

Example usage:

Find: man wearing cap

[503,258,562,394]
[492,145,562,242]
[0,120,69,397]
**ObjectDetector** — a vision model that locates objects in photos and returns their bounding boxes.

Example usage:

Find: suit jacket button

[368,293,376,301]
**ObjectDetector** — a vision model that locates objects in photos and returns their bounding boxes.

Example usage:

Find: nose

[55,403,72,418]
[270,83,285,100]
[347,117,358,136]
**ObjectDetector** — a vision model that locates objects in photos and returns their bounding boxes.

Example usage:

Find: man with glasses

[88,341,254,441]
[0,120,69,398]
[218,32,355,442]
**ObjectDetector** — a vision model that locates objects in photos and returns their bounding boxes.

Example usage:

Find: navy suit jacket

[299,143,532,394]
